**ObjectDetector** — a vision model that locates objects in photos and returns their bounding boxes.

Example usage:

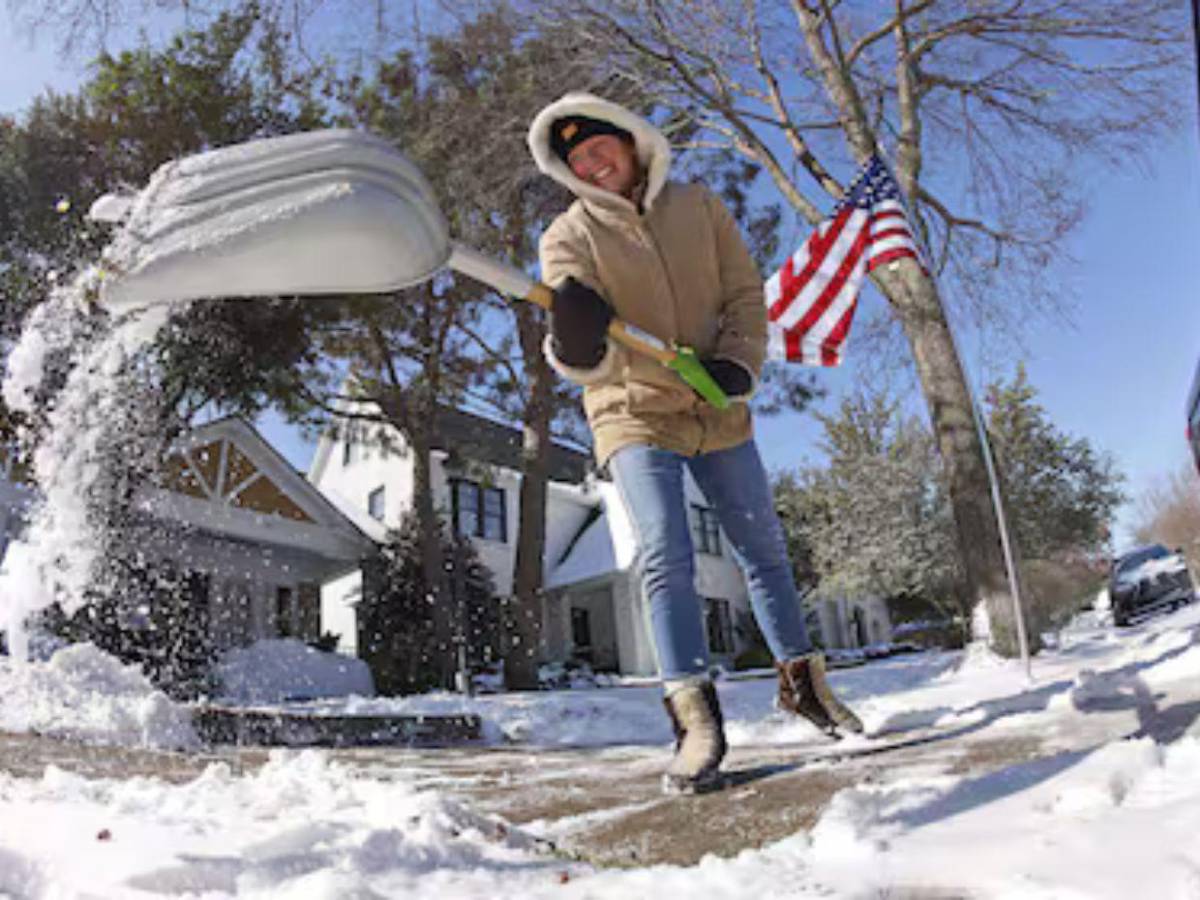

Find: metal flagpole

[877,155,1033,681]
[1192,0,1200,142]
[946,323,1033,682]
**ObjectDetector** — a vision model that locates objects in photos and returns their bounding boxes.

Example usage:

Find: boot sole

[661,768,726,796]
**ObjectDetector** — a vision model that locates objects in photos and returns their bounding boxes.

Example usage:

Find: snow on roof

[546,510,619,589]
[542,480,639,589]
[317,483,390,543]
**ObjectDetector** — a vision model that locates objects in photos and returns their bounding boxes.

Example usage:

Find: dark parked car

[1108,544,1195,627]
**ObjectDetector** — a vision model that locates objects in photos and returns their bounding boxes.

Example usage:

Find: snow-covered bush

[213,638,374,704]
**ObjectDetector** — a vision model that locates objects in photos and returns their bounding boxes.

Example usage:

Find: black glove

[701,357,753,399]
[550,277,614,369]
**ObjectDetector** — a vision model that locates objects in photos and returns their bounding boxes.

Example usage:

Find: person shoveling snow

[526,93,863,794]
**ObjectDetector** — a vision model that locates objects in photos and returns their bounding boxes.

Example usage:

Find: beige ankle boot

[776,653,864,735]
[662,678,728,794]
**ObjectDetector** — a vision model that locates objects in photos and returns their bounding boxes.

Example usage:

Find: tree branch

[789,0,877,160]
[745,0,843,200]
[892,0,922,207]
[845,0,937,67]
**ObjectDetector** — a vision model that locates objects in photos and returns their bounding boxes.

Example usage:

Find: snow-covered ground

[3,599,1200,898]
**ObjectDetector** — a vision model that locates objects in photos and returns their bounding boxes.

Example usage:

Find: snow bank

[0,643,197,750]
[8,728,1200,899]
[804,735,1200,898]
[214,638,375,703]
[0,750,561,900]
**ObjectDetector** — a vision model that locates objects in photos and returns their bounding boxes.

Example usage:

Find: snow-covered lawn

[3,601,1200,898]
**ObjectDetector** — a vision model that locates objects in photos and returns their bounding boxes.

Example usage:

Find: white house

[0,418,374,694]
[1,411,891,676]
[140,416,375,653]
[308,405,891,677]
[538,476,755,675]
[809,592,893,652]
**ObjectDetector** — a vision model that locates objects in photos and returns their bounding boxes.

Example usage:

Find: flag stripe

[769,209,849,322]
[783,224,869,338]
[804,267,863,351]
[867,246,920,272]
[820,300,858,363]
[774,210,866,331]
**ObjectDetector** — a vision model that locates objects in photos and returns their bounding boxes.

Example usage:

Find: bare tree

[521,0,1186,654]
[1134,463,1200,561]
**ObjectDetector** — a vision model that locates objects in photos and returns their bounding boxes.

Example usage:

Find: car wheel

[1113,609,1129,627]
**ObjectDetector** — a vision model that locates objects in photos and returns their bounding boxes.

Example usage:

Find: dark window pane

[482,487,505,541]
[454,481,480,537]
[368,486,385,521]
[693,505,722,555]
[276,587,294,638]
[705,598,733,653]
[571,607,592,655]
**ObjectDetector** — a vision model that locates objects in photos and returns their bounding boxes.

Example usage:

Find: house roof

[547,478,644,590]
[308,401,593,485]
[545,511,619,589]
[153,416,374,562]
[431,407,591,483]
[316,483,390,544]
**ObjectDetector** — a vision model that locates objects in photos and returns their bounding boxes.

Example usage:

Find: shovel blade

[97,130,453,310]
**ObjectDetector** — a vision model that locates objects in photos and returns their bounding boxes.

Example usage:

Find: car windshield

[1115,545,1170,575]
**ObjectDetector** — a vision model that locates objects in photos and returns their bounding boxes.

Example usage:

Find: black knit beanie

[550,115,634,163]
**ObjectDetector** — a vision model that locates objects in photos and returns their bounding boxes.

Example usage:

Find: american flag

[765,155,924,366]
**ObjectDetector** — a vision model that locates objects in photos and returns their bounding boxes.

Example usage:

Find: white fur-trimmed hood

[527,93,672,211]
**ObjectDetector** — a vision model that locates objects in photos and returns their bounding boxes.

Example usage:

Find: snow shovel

[90,129,730,409]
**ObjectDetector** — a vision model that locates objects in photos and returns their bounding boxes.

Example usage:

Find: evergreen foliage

[359,513,501,696]
[985,365,1125,563]
[776,370,1125,638]
[775,388,964,623]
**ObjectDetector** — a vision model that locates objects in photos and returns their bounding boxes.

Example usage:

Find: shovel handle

[527,283,728,409]
[448,244,729,408]
[526,283,673,366]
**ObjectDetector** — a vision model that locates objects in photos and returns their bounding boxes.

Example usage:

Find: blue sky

[0,18,82,108]
[3,16,1198,549]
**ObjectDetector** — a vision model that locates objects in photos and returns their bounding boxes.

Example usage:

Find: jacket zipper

[639,214,706,455]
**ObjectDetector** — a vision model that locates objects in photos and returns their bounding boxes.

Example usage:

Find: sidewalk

[0,724,1042,868]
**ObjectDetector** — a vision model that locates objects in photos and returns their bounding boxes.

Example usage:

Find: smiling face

[566,134,639,198]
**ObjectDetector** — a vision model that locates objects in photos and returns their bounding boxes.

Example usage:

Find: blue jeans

[608,439,812,680]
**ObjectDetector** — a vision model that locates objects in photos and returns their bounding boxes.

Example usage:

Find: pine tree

[985,364,1124,563]
[775,387,966,626]
[359,513,500,695]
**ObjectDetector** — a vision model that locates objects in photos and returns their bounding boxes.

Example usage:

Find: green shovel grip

[668,346,730,410]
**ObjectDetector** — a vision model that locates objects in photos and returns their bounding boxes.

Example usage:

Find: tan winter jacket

[528,93,767,467]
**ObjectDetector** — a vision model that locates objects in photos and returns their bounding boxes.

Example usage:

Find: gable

[163,436,315,524]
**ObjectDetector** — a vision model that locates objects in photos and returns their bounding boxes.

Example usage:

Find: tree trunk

[873,258,1036,656]
[409,429,457,687]
[506,303,553,689]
